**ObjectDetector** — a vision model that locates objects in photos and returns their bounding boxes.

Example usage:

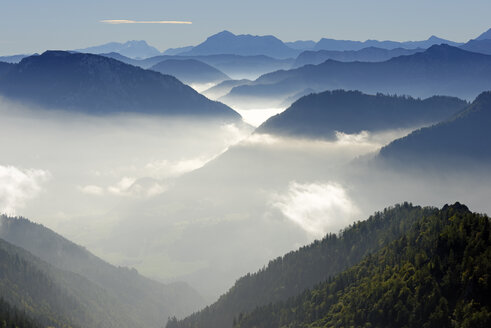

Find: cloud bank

[0,165,50,215]
[273,181,360,238]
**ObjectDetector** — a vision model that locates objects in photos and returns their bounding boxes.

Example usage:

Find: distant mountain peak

[75,40,161,59]
[213,30,235,38]
[123,40,150,47]
[422,43,467,55]
[476,28,491,40]
[427,35,442,41]
[181,30,299,58]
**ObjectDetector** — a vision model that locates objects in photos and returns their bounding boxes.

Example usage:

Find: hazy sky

[1,0,490,55]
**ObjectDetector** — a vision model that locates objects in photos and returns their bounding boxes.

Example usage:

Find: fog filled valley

[1,12,491,328]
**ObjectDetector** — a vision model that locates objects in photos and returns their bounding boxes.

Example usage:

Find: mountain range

[75,40,162,59]
[100,52,293,80]
[379,91,491,166]
[178,31,301,59]
[313,35,462,51]
[293,47,424,67]
[222,45,491,108]
[0,215,204,328]
[256,90,468,139]
[0,51,240,119]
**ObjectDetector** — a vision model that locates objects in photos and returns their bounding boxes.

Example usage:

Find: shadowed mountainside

[379,91,491,166]
[0,215,205,328]
[256,90,468,139]
[0,51,240,120]
[233,203,490,328]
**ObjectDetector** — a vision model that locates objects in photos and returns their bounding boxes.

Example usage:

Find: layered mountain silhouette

[256,90,467,139]
[101,52,293,79]
[179,31,300,59]
[202,79,251,99]
[379,91,491,166]
[293,47,424,67]
[223,45,491,108]
[0,51,240,119]
[162,46,194,55]
[76,40,161,59]
[149,59,230,85]
[314,35,462,51]
[0,54,29,63]
[0,215,204,328]
[284,40,316,50]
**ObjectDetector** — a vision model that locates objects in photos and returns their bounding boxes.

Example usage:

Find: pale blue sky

[1,0,490,55]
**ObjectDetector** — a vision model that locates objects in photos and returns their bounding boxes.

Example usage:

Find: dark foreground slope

[0,237,129,328]
[0,215,205,328]
[168,204,437,328]
[379,91,491,166]
[0,51,240,120]
[236,203,490,328]
[256,90,467,139]
[0,298,43,328]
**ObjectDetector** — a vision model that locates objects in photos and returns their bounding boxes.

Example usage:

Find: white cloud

[100,20,192,25]
[273,181,360,238]
[79,184,105,196]
[107,176,137,195]
[144,158,209,179]
[335,130,371,145]
[0,165,50,215]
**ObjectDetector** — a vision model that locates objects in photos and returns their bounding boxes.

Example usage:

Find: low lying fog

[1,97,490,302]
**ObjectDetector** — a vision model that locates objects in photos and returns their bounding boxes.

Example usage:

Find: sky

[1,0,490,55]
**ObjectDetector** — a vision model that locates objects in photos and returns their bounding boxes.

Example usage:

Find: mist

[1,96,490,303]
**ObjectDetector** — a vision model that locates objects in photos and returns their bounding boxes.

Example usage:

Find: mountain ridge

[0,51,241,119]
[378,90,491,166]
[0,214,206,327]
[256,90,468,139]
[223,44,491,108]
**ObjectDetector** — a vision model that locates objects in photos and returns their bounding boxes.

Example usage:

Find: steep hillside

[168,204,437,328]
[379,91,491,165]
[0,215,205,328]
[0,237,136,328]
[234,203,490,328]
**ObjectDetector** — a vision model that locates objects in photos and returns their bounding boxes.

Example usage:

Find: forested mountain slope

[235,203,490,328]
[169,204,437,328]
[0,215,205,328]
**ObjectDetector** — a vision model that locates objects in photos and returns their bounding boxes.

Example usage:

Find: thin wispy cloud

[101,20,192,25]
